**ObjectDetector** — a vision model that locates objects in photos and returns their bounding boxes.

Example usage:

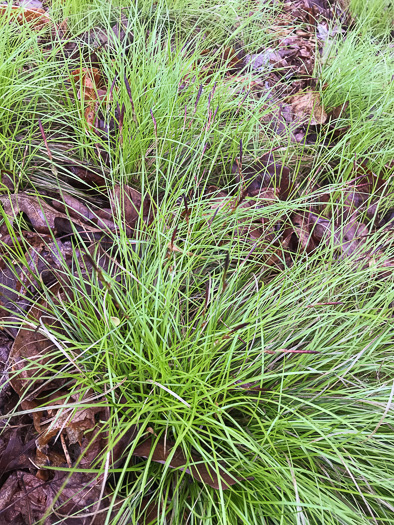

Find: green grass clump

[7,184,394,524]
[1,0,394,524]
[349,0,394,35]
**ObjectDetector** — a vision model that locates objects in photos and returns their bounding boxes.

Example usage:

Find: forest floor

[0,0,394,523]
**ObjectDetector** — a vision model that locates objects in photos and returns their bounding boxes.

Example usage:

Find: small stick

[60,433,72,468]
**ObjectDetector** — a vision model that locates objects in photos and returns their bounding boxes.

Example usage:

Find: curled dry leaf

[34,391,107,476]
[70,67,101,101]
[36,390,104,451]
[133,437,252,490]
[70,68,103,131]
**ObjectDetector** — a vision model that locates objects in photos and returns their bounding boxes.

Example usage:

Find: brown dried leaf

[0,470,110,524]
[110,184,150,228]
[139,497,169,525]
[70,68,104,131]
[68,164,105,187]
[37,390,104,451]
[0,5,51,29]
[0,471,47,523]
[289,91,327,125]
[70,67,101,101]
[51,193,96,221]
[133,437,252,490]
[291,213,317,253]
[233,151,291,199]
[335,220,369,257]
[0,234,76,337]
[0,430,36,474]
[330,101,349,120]
[9,284,66,401]
[84,102,97,130]
[48,470,111,524]
[0,193,68,235]
[0,170,15,193]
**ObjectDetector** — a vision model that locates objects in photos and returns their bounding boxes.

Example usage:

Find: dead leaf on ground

[0,470,111,524]
[0,334,13,409]
[70,67,101,100]
[233,151,291,199]
[139,497,168,525]
[133,437,252,490]
[291,213,318,253]
[0,193,69,235]
[0,430,36,474]
[289,91,327,126]
[110,184,151,229]
[0,170,15,193]
[70,68,106,131]
[0,4,51,29]
[335,219,369,258]
[0,233,77,336]
[68,164,106,187]
[36,390,104,452]
[8,283,67,405]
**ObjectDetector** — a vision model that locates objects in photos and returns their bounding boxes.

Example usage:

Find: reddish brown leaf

[133,437,252,490]
[8,283,67,403]
[0,193,69,235]
[233,151,291,199]
[70,67,101,100]
[0,5,51,29]
[110,184,151,228]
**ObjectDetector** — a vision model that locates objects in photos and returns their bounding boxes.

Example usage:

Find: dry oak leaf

[289,90,327,125]
[0,5,51,29]
[0,470,110,524]
[0,471,47,523]
[133,437,252,490]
